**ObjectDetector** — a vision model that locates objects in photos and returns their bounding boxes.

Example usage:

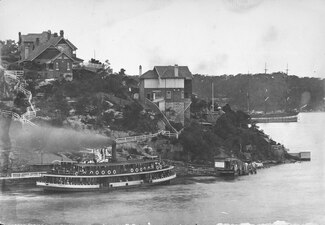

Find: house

[139,64,192,124]
[18,30,83,80]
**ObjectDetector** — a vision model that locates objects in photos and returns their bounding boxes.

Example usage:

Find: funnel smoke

[12,125,114,153]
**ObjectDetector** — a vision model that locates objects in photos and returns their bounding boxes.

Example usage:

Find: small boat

[36,141,176,192]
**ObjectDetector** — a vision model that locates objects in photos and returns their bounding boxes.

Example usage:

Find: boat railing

[48,162,171,176]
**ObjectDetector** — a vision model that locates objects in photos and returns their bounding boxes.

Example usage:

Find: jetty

[288,152,311,161]
[251,115,298,123]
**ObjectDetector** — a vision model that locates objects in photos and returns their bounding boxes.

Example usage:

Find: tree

[103,59,113,75]
[118,68,126,76]
[0,39,20,64]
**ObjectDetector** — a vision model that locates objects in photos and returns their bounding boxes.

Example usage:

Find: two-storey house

[139,65,192,124]
[18,30,83,80]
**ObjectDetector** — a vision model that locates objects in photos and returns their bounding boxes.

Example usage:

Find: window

[48,63,54,70]
[152,90,161,100]
[67,62,70,71]
[147,93,151,100]
[166,91,172,99]
[55,62,59,70]
[181,91,184,99]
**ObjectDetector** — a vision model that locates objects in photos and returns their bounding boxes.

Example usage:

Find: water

[1,113,325,225]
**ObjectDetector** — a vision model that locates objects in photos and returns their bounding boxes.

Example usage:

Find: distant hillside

[192,73,325,112]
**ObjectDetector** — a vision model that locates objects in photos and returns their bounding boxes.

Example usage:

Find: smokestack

[53,32,58,37]
[47,30,51,41]
[111,140,117,162]
[60,30,64,37]
[35,38,40,46]
[139,65,142,76]
[174,64,178,77]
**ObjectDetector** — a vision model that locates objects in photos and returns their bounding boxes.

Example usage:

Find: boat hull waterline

[36,161,176,192]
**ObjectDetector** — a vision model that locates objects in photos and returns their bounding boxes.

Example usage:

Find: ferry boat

[36,141,176,192]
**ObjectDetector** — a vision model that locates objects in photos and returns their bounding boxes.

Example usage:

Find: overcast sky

[1,0,325,77]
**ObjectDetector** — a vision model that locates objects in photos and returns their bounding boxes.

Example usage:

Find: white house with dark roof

[18,30,83,80]
[139,64,192,124]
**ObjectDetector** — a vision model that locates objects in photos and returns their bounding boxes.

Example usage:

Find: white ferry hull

[36,174,176,192]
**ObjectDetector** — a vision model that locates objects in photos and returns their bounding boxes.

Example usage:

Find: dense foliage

[179,104,277,163]
[0,40,20,65]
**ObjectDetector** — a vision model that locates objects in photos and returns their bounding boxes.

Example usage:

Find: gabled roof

[25,36,79,62]
[22,34,78,62]
[50,51,75,62]
[25,45,52,61]
[64,39,77,50]
[155,66,192,79]
[140,65,192,79]
[140,70,158,79]
[35,46,61,60]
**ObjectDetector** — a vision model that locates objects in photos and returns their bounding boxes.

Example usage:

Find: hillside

[1,66,293,174]
[193,73,325,112]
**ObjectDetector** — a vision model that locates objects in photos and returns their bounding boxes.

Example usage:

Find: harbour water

[0,113,324,225]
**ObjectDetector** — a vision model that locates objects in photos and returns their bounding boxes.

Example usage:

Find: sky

[1,0,325,78]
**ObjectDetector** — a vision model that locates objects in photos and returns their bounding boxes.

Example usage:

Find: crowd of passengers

[44,177,97,185]
[150,170,174,180]
[50,161,167,175]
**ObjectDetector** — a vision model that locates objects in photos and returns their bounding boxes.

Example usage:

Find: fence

[115,130,178,144]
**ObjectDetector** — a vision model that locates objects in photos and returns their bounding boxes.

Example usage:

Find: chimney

[139,65,142,76]
[18,32,21,44]
[35,38,40,46]
[47,30,51,40]
[174,64,179,77]
[60,30,64,37]
[111,140,117,162]
[53,32,58,37]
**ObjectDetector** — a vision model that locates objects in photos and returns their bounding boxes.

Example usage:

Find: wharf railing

[0,171,47,180]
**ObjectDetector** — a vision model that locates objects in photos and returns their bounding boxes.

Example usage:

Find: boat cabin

[49,159,165,176]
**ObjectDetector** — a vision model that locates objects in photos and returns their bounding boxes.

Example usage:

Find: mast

[285,65,289,112]
[247,73,250,113]
[211,82,214,111]
[264,89,269,114]
[264,62,268,74]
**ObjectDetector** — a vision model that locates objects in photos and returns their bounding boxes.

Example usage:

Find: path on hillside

[0,70,37,127]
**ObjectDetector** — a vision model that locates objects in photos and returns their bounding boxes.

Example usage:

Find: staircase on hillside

[145,98,178,134]
[0,70,37,127]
